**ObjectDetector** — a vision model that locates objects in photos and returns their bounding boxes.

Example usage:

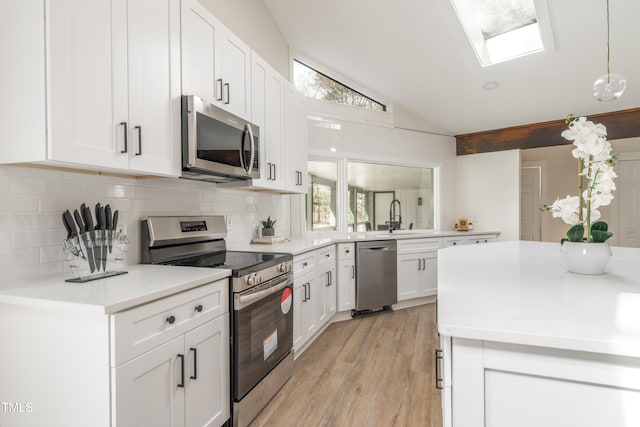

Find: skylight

[451,0,548,66]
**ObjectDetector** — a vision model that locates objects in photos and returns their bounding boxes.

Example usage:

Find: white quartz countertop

[228,230,500,255]
[438,240,640,358]
[0,265,231,315]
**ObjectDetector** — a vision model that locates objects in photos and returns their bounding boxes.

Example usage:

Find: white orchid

[545,115,616,243]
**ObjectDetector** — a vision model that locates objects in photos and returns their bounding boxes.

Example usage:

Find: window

[306,161,338,231]
[293,60,386,112]
[306,159,436,233]
[450,0,549,66]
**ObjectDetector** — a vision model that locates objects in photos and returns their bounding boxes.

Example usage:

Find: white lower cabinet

[336,243,356,312]
[397,238,441,300]
[439,336,640,427]
[293,246,336,354]
[113,314,230,427]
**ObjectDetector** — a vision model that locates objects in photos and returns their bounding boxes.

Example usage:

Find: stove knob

[278,264,286,273]
[247,275,256,286]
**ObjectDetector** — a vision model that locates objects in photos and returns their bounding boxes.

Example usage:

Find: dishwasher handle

[362,246,391,251]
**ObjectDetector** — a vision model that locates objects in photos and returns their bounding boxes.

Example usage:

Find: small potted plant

[260,216,277,237]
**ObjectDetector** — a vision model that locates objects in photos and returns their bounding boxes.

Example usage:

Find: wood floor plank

[249,304,442,427]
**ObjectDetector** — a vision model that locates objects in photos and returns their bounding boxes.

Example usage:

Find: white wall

[0,165,290,284]
[307,118,457,230]
[456,150,520,240]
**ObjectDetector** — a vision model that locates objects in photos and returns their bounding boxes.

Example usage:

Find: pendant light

[592,0,626,101]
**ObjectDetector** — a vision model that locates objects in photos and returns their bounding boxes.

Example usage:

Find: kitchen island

[437,241,640,427]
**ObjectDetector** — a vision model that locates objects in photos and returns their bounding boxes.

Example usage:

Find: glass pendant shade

[592,73,626,101]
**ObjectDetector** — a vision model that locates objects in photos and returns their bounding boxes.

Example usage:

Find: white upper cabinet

[181,0,251,120]
[283,82,308,193]
[249,51,284,190]
[1,0,181,176]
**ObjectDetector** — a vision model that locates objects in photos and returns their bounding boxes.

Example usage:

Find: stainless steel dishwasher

[354,239,397,315]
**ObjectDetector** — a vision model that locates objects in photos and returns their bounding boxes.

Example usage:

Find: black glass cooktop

[168,250,291,276]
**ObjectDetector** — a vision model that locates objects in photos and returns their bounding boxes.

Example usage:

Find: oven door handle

[235,278,291,310]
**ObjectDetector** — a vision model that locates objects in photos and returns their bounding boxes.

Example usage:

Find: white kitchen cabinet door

[337,260,356,312]
[48,0,129,170]
[293,270,315,351]
[219,29,251,120]
[397,253,422,301]
[422,255,438,296]
[113,335,186,427]
[180,0,221,104]
[249,52,285,190]
[126,0,181,176]
[283,82,308,193]
[318,265,336,320]
[183,315,230,427]
[49,0,179,175]
[0,0,47,163]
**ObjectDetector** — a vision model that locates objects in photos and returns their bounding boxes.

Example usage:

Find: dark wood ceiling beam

[455,108,640,155]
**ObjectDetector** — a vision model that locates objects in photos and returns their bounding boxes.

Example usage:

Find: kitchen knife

[62,210,86,260]
[97,204,107,271]
[112,210,119,233]
[74,208,95,273]
[105,205,113,254]
[94,203,103,272]
[83,205,99,272]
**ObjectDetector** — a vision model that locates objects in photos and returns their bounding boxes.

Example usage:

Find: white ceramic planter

[561,241,612,275]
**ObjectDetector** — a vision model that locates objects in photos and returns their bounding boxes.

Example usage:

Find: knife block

[63,230,129,283]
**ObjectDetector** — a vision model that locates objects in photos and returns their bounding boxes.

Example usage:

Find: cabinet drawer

[293,252,316,274]
[337,243,355,260]
[442,237,465,247]
[397,238,442,253]
[466,235,496,244]
[110,279,229,366]
[317,245,336,266]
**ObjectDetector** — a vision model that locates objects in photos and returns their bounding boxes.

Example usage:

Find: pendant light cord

[606,0,611,79]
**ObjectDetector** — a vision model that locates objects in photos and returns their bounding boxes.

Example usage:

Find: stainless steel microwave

[181,95,260,182]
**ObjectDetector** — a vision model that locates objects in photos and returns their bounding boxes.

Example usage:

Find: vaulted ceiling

[263,0,640,136]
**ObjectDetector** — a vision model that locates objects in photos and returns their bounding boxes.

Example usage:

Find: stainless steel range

[140,216,294,427]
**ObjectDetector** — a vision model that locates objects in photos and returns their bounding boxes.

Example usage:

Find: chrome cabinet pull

[272,164,276,180]
[224,83,230,104]
[120,122,128,153]
[135,126,142,155]
[417,259,421,271]
[435,349,444,389]
[267,163,272,180]
[422,259,426,270]
[351,265,355,279]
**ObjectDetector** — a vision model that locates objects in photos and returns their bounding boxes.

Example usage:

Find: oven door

[233,274,293,400]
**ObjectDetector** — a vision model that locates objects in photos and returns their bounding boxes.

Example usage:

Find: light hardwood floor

[250,303,443,427]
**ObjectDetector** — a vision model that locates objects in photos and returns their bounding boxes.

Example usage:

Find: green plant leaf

[260,216,276,228]
[591,230,613,243]
[566,224,584,242]
[591,221,608,232]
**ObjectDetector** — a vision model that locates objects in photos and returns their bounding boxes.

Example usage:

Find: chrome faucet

[389,199,402,233]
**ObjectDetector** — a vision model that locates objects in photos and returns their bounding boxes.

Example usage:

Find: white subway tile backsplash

[0,165,291,282]
[0,194,40,212]
[12,229,66,249]
[0,176,10,193]
[0,248,40,268]
[11,177,48,194]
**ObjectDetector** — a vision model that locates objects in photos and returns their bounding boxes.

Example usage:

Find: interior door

[520,166,541,241]
[616,158,640,247]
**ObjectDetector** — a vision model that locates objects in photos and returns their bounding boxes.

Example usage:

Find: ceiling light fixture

[592,0,626,101]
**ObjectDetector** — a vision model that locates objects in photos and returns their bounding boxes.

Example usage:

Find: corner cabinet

[1,0,181,176]
[180,0,251,120]
[397,238,441,300]
[292,246,335,355]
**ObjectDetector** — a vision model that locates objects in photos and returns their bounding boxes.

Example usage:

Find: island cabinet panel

[446,337,640,427]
